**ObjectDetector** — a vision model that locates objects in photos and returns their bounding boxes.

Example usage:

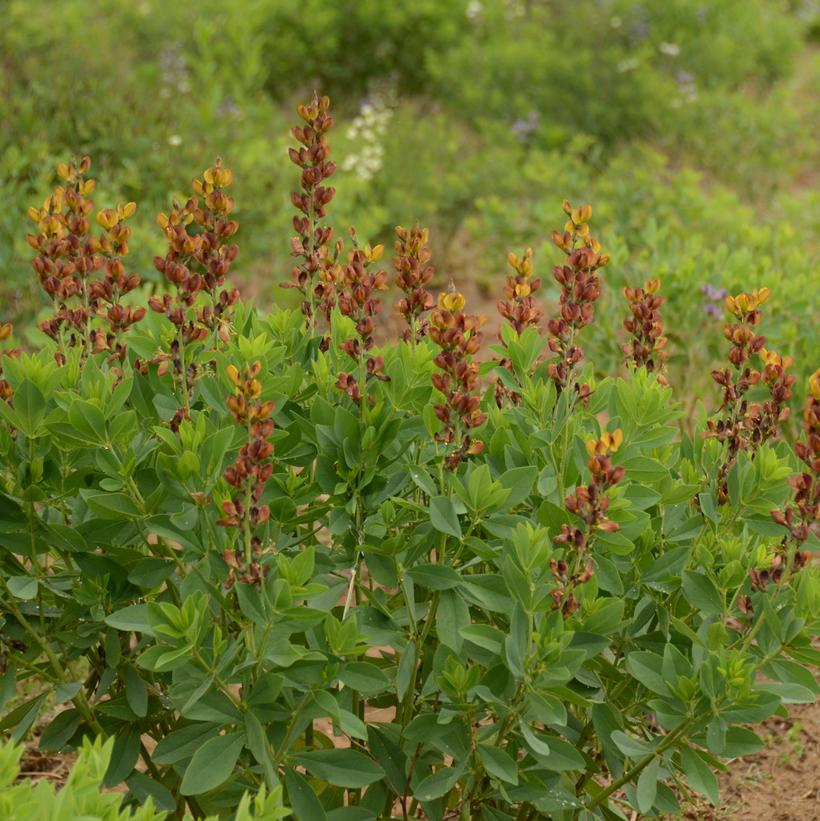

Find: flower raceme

[148,159,240,429]
[552,429,625,615]
[430,288,486,470]
[0,324,20,404]
[763,369,820,589]
[708,288,793,500]
[335,234,390,401]
[623,277,668,384]
[150,158,240,337]
[547,200,610,399]
[497,247,542,335]
[218,362,275,587]
[495,247,543,406]
[394,223,435,343]
[283,93,338,329]
[27,156,143,364]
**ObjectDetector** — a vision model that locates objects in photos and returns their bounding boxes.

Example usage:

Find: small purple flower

[704,303,722,318]
[701,283,728,301]
[511,111,540,143]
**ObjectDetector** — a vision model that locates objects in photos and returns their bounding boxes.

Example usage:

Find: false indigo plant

[0,98,817,821]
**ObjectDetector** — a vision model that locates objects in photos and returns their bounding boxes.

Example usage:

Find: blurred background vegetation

[1,0,818,411]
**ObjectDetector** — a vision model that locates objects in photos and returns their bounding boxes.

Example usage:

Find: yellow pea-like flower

[439,290,466,313]
[365,243,384,263]
[96,209,119,230]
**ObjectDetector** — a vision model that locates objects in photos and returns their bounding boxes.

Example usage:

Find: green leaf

[413,764,462,801]
[245,711,278,789]
[291,749,384,789]
[626,652,670,696]
[407,563,462,590]
[531,736,585,771]
[722,727,764,758]
[179,731,245,795]
[285,767,328,821]
[338,662,389,695]
[681,570,723,616]
[123,666,148,717]
[0,693,47,743]
[126,772,177,813]
[680,747,719,805]
[368,726,408,796]
[429,496,462,538]
[81,490,141,520]
[460,624,505,655]
[7,576,37,600]
[397,642,416,701]
[104,726,141,787]
[478,745,519,785]
[54,681,82,703]
[105,604,154,634]
[153,723,220,765]
[68,399,107,444]
[636,755,659,813]
[497,466,537,509]
[436,589,470,652]
[12,380,46,437]
[408,465,437,497]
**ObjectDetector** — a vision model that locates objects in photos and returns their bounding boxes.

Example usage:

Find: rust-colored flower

[623,277,668,384]
[282,93,339,330]
[27,156,143,365]
[0,323,21,405]
[547,201,610,400]
[335,232,390,402]
[707,288,790,501]
[217,361,276,588]
[495,247,543,406]
[551,430,625,616]
[762,369,819,591]
[150,158,240,425]
[394,223,435,344]
[430,286,486,470]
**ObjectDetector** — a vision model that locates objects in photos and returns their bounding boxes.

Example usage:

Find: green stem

[586,716,697,810]
[4,589,104,736]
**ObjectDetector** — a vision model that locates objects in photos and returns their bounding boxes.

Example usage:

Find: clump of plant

[0,98,817,821]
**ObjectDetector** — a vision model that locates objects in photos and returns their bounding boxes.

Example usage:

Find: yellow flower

[364,243,384,263]
[96,209,120,230]
[585,429,623,457]
[809,369,820,400]
[226,365,241,387]
[439,289,465,313]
